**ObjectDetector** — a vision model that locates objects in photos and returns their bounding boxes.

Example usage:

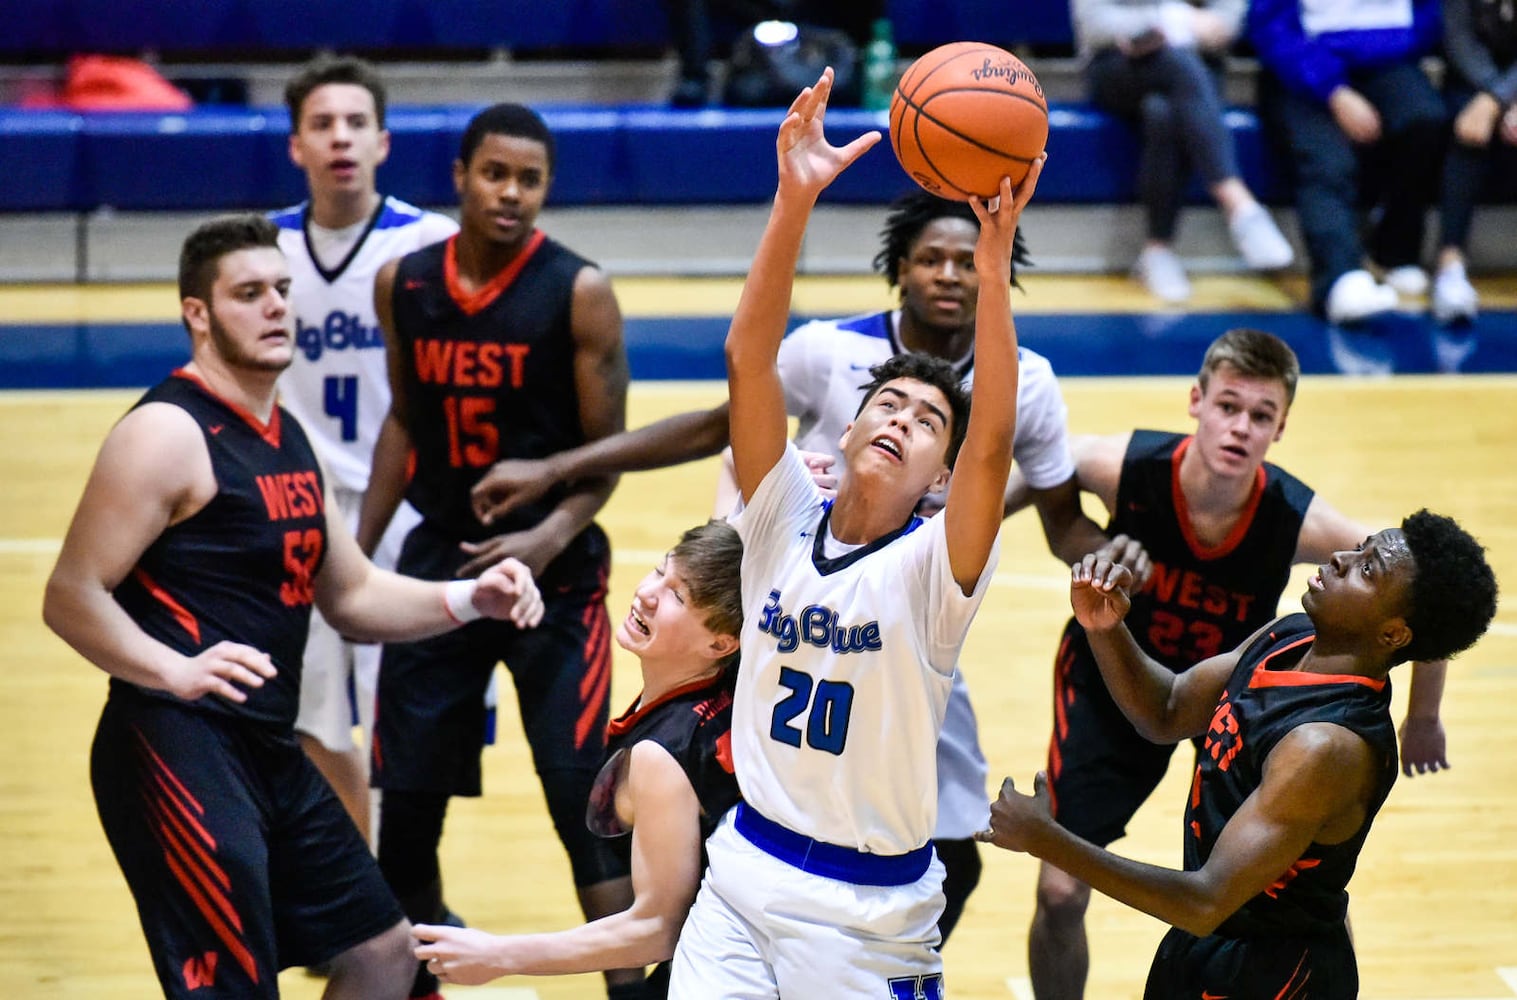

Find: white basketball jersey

[775,308,1072,839]
[274,197,458,492]
[731,445,999,854]
[777,310,1075,490]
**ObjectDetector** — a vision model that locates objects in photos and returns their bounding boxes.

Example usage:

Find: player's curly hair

[459,103,556,174]
[871,189,1032,291]
[854,353,972,467]
[285,55,388,130]
[670,519,743,671]
[1398,509,1499,664]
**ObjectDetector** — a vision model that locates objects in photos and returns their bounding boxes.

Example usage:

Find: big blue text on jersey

[758,590,883,655]
[297,311,384,361]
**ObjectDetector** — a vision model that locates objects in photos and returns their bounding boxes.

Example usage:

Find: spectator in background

[660,0,881,106]
[1431,0,1517,325]
[1070,0,1294,305]
[1248,0,1445,325]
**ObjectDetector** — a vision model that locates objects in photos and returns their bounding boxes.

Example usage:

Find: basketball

[889,41,1049,201]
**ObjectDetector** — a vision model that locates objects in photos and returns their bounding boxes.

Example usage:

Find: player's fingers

[1013,153,1047,208]
[216,643,277,678]
[999,775,1018,797]
[837,130,882,167]
[1034,770,1049,797]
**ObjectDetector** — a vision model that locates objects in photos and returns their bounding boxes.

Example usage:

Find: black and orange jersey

[389,231,594,542]
[112,371,327,730]
[1189,613,1398,937]
[1103,429,1315,670]
[594,670,739,844]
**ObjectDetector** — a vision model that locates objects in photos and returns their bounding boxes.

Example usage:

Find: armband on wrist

[443,579,482,625]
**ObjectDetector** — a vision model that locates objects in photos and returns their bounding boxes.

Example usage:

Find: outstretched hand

[1095,532,1153,588]
[1399,715,1450,777]
[413,924,506,986]
[968,155,1045,283]
[975,772,1055,854]
[473,557,545,629]
[470,457,559,526]
[1070,552,1134,631]
[776,67,881,199]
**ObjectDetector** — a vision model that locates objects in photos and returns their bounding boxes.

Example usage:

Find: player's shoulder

[1015,343,1058,384]
[269,202,307,232]
[788,310,892,346]
[376,196,459,245]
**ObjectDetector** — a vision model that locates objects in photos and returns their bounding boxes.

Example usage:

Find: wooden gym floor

[1,275,1515,998]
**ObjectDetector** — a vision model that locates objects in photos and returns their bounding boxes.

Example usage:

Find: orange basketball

[889,41,1049,201]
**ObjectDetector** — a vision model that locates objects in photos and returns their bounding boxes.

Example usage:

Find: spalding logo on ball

[889,42,1049,201]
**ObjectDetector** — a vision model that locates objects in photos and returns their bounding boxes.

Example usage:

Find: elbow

[1173,898,1231,938]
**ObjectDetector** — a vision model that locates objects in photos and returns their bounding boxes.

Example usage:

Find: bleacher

[2,0,1513,282]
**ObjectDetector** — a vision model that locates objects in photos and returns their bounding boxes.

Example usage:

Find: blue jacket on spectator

[1247,0,1442,102]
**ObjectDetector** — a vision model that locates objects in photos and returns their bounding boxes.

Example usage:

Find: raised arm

[472,402,731,527]
[941,161,1044,593]
[42,404,277,701]
[980,721,1381,936]
[412,740,705,983]
[356,256,412,555]
[1295,495,1450,775]
[727,69,880,502]
[1071,554,1252,743]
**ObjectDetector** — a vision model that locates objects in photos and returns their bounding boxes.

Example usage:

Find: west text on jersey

[1141,561,1260,622]
[758,590,883,655]
[296,311,384,361]
[255,471,325,521]
[412,339,531,389]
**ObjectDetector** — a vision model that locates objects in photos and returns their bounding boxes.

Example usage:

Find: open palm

[776,67,881,196]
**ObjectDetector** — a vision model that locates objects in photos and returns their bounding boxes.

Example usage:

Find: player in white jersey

[468,189,1132,945]
[666,69,1043,997]
[275,56,458,844]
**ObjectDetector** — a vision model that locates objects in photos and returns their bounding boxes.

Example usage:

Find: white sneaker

[1432,263,1479,325]
[1228,204,1294,270]
[1133,245,1191,303]
[1325,269,1398,325]
[1383,264,1430,297]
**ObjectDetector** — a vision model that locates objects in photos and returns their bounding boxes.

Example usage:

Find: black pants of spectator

[1438,80,1517,251]
[1087,45,1238,243]
[1258,63,1445,312]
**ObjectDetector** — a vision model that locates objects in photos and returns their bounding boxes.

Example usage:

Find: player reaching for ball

[890,42,1050,200]
[665,68,1045,998]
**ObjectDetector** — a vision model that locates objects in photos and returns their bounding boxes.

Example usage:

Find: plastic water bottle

[862,17,897,112]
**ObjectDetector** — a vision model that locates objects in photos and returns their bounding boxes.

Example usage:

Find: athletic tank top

[273,196,457,493]
[111,371,327,730]
[1189,613,1398,937]
[1094,430,1316,670]
[593,671,740,844]
[389,231,593,541]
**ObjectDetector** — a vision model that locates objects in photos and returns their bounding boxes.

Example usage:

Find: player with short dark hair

[1014,327,1459,999]
[274,53,458,845]
[980,509,1497,999]
[356,101,635,1000]
[666,68,1042,997]
[43,213,543,1000]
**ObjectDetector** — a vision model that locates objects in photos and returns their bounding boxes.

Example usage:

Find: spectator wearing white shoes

[1249,0,1445,325]
[1432,0,1517,325]
[1072,0,1294,305]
